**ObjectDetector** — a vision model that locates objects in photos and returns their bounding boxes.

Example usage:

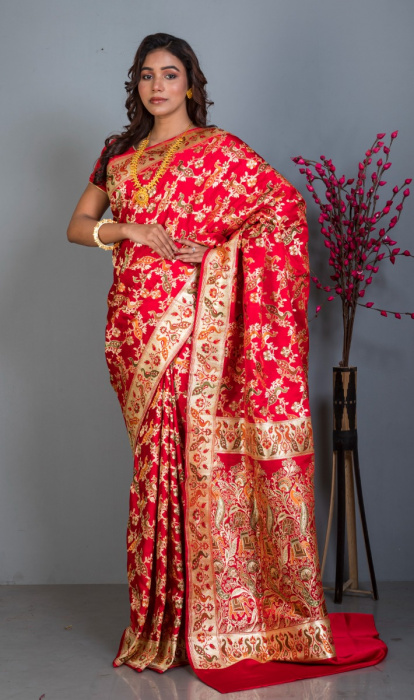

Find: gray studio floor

[0,582,413,700]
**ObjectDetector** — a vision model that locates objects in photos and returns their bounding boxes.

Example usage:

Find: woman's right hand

[126,223,180,260]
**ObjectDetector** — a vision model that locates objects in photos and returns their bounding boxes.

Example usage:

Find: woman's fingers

[147,225,179,259]
[175,238,209,264]
[127,226,208,262]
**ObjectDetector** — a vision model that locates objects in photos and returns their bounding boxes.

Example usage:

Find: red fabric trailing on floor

[193,613,388,694]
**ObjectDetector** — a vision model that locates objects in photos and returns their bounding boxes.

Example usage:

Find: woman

[67,33,386,693]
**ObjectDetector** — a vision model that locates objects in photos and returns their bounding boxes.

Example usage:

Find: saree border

[185,238,335,670]
[124,268,199,453]
[215,416,313,460]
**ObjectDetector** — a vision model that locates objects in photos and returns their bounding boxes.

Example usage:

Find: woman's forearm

[67,213,128,247]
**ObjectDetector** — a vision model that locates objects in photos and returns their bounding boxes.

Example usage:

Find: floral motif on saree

[90,127,335,674]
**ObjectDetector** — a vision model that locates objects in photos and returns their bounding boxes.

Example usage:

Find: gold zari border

[196,616,334,666]
[186,235,240,669]
[124,269,199,453]
[215,416,313,460]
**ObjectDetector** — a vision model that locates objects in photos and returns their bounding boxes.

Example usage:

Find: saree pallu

[90,127,387,691]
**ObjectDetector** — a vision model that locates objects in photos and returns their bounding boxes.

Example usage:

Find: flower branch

[292,131,413,366]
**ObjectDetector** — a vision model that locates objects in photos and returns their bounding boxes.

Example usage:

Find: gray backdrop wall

[1,0,413,584]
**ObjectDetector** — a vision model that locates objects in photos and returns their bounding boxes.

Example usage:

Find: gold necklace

[131,122,192,208]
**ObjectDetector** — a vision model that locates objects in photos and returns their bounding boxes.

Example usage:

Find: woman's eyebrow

[141,65,181,71]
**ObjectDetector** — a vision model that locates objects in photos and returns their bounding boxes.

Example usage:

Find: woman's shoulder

[199,127,272,165]
[196,126,250,148]
[200,127,299,192]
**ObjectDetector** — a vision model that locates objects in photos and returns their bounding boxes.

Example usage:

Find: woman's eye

[165,73,177,79]
[141,74,152,80]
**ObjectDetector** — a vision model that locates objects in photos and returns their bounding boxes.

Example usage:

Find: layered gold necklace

[130,122,192,208]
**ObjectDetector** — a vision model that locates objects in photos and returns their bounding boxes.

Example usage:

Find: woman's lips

[150,98,167,104]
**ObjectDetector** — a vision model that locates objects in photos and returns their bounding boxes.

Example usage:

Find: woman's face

[138,49,189,120]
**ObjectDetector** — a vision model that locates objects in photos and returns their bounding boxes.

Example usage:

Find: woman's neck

[148,114,193,146]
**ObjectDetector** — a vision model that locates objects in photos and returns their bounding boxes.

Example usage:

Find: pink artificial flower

[327,296,335,301]
[316,305,322,314]
[381,310,388,316]
[403,188,410,197]
[366,277,373,284]
[383,163,392,170]
[391,131,399,139]
[366,302,374,308]
[358,290,365,297]
[376,133,386,139]
[395,313,401,319]
[393,186,399,193]
[379,181,387,186]
[405,178,412,184]
[403,250,411,256]
[377,158,383,167]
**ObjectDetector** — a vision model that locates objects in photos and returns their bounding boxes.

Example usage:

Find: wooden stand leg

[334,447,346,603]
[352,443,379,600]
[345,451,358,590]
[321,454,336,579]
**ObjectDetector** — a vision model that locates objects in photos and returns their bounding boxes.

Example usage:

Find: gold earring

[186,88,193,99]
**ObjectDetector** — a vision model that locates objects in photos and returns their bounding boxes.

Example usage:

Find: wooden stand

[320,367,379,603]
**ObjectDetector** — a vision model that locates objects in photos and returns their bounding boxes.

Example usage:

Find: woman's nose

[152,76,164,91]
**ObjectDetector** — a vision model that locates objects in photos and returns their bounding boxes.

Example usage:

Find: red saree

[90,127,387,691]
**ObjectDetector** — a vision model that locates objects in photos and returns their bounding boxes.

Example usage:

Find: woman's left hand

[174,239,210,264]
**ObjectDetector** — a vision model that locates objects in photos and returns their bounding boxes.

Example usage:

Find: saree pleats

[114,344,191,671]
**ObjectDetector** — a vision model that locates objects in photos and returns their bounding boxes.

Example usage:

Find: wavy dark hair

[93,33,213,184]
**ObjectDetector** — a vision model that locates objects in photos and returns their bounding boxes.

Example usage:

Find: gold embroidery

[215,416,313,459]
[124,270,199,452]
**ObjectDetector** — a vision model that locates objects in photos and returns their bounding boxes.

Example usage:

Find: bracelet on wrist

[93,219,116,251]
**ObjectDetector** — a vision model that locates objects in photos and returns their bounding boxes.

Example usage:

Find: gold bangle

[93,219,116,250]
